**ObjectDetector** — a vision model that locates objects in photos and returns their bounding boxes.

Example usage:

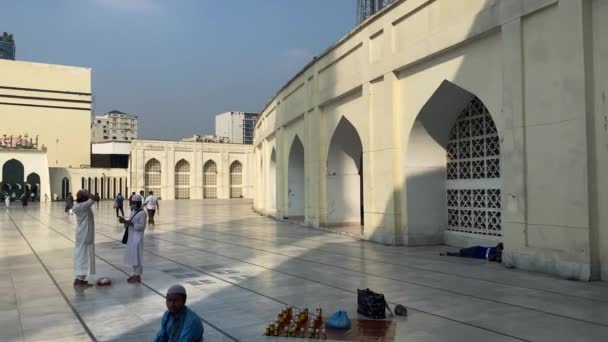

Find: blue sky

[2,0,355,139]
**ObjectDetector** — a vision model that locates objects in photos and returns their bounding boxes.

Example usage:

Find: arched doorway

[26,173,41,200]
[229,161,243,198]
[326,117,364,226]
[287,136,305,218]
[259,157,263,206]
[61,177,70,200]
[269,148,277,211]
[145,158,161,198]
[203,160,217,199]
[175,159,190,199]
[405,80,502,245]
[2,159,25,197]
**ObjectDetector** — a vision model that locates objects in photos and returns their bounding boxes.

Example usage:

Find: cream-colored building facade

[130,140,254,200]
[0,59,92,199]
[254,0,608,281]
[49,167,129,201]
[0,59,92,168]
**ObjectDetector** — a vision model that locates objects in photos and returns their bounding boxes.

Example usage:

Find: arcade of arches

[0,152,51,202]
[129,139,253,200]
[253,0,608,281]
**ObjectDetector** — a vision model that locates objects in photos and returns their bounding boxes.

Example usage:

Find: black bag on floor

[357,288,392,319]
[121,225,129,244]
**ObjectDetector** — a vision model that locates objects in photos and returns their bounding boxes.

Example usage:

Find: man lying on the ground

[440,243,504,262]
[155,284,204,342]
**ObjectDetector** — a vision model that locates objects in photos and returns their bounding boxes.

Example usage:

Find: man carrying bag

[119,194,147,283]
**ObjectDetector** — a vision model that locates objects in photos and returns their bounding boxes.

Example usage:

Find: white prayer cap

[167,284,187,296]
[131,194,143,202]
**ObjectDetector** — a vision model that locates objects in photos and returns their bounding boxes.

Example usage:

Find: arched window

[446,97,501,236]
[203,160,217,199]
[229,161,243,198]
[145,159,161,198]
[174,159,190,199]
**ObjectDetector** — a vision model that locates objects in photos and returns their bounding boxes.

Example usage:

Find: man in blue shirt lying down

[441,243,504,262]
[155,284,204,342]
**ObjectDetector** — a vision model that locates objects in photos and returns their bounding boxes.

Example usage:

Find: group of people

[3,192,47,208]
[114,190,159,225]
[70,189,203,340]
[72,189,159,286]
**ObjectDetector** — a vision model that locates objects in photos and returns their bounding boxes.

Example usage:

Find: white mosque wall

[253,0,607,280]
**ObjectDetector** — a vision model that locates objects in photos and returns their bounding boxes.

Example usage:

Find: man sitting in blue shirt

[155,284,204,342]
[441,243,504,262]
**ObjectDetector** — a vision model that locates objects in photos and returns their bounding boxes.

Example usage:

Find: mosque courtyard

[1,200,608,342]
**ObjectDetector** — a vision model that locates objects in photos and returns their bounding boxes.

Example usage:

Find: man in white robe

[72,189,99,287]
[120,194,147,283]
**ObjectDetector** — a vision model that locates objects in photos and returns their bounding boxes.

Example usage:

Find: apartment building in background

[91,110,138,142]
[215,111,258,145]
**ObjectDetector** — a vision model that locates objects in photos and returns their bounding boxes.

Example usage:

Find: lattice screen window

[230,161,243,198]
[145,159,161,198]
[175,159,190,199]
[446,97,501,236]
[203,160,217,199]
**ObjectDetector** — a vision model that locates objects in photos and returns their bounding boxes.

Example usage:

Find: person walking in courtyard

[65,192,74,215]
[44,193,48,203]
[114,192,125,217]
[129,192,136,211]
[21,193,28,208]
[119,193,147,283]
[154,284,204,342]
[71,189,99,287]
[5,194,10,208]
[144,190,159,225]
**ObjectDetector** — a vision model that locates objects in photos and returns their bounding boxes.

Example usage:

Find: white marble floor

[2,200,608,342]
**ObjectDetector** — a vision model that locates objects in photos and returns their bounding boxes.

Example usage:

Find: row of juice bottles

[265,305,328,339]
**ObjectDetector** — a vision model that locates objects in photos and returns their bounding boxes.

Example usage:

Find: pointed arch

[229,160,243,198]
[175,159,191,199]
[269,147,277,211]
[404,80,502,246]
[326,116,364,226]
[287,135,305,217]
[203,159,218,199]
[145,158,161,198]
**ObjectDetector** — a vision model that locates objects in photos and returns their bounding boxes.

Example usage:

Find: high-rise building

[215,111,259,145]
[357,0,396,24]
[91,110,138,143]
[0,32,15,60]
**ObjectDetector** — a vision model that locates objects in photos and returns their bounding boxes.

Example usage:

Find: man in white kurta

[72,189,98,287]
[120,194,147,283]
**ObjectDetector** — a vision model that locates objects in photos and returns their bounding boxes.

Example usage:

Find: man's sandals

[73,279,94,288]
[127,275,141,283]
